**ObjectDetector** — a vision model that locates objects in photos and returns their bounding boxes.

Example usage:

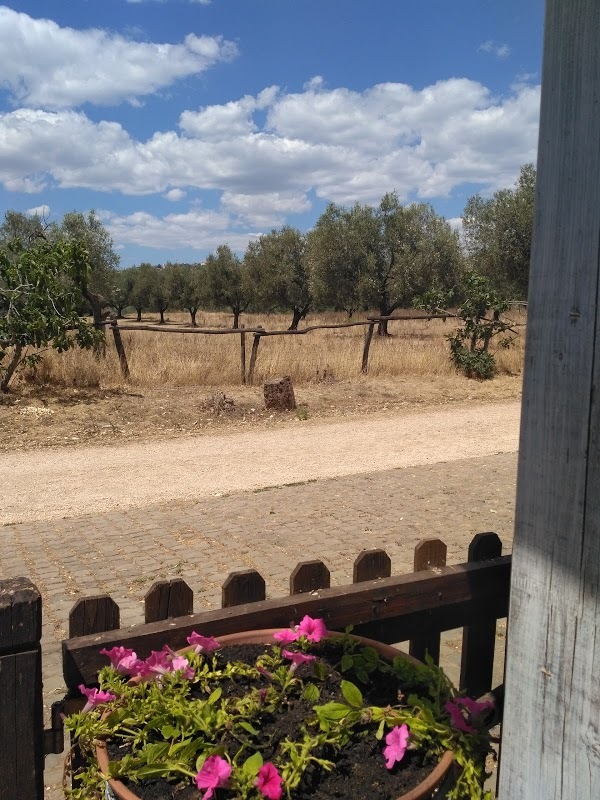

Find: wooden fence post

[361,322,376,373]
[144,579,194,624]
[111,320,130,379]
[409,538,447,664]
[248,327,264,386]
[222,570,266,608]
[459,533,502,697]
[240,325,246,385]
[353,549,392,582]
[290,561,330,595]
[69,594,120,639]
[0,577,44,800]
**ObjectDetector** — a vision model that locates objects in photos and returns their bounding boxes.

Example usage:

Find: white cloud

[221,191,311,226]
[103,208,258,251]
[0,78,540,223]
[0,7,237,109]
[164,188,187,201]
[25,204,50,218]
[478,40,511,58]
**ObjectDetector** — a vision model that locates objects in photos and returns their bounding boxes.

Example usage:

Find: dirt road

[1,400,520,525]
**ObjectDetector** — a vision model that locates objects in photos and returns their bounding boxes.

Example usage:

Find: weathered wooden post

[0,578,44,800]
[361,321,376,373]
[247,326,264,386]
[111,320,130,379]
[239,324,246,385]
[500,2,600,797]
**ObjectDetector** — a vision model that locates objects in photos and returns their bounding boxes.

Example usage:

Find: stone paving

[0,450,517,798]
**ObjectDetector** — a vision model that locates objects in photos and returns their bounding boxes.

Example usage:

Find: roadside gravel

[1,399,520,525]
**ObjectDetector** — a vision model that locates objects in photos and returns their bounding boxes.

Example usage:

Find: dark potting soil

[105,643,442,800]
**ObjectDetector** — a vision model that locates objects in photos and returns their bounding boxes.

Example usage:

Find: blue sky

[0,1,544,267]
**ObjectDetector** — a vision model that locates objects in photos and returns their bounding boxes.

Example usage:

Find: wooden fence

[105,313,459,384]
[0,533,510,800]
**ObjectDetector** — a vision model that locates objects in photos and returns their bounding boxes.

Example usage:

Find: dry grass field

[25,309,525,388]
[0,309,525,451]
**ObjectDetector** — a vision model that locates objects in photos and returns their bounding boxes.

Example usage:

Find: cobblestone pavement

[0,451,517,798]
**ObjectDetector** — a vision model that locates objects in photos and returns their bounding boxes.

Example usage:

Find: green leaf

[340,654,354,672]
[241,752,263,777]
[303,683,320,702]
[341,680,363,708]
[237,721,260,736]
[207,687,222,705]
[160,724,180,739]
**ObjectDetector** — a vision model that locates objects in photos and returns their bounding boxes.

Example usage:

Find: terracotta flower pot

[97,629,455,800]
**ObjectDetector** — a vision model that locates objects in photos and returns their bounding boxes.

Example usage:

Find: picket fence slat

[69,595,120,639]
[222,569,266,608]
[460,532,503,696]
[145,579,194,624]
[290,560,330,594]
[353,549,391,582]
[409,538,447,664]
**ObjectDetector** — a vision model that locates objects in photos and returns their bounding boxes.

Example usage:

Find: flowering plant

[65,617,493,800]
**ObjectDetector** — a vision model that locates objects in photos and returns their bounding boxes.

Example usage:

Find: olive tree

[205,245,252,328]
[244,227,310,330]
[0,238,103,392]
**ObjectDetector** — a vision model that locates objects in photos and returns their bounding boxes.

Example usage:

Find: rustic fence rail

[101,313,491,382]
[0,533,510,800]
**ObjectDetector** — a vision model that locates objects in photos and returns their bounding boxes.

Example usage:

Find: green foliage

[0,237,103,391]
[59,211,120,301]
[205,244,252,327]
[244,226,310,329]
[417,270,515,380]
[308,194,463,331]
[463,163,535,298]
[164,262,206,326]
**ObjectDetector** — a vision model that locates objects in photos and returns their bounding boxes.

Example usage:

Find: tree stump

[264,376,296,410]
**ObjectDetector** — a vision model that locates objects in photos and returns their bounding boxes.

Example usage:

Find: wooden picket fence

[0,533,510,800]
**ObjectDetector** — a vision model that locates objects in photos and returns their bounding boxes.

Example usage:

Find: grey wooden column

[0,578,44,800]
[499,2,600,798]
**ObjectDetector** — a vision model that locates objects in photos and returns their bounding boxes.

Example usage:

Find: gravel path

[1,400,520,525]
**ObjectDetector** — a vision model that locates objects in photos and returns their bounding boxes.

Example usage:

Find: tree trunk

[136,307,142,322]
[233,309,240,329]
[0,344,23,392]
[288,308,303,331]
[190,309,197,327]
[377,304,391,336]
[288,305,310,331]
[159,309,166,324]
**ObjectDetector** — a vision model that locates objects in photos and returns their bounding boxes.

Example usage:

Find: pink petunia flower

[169,655,195,680]
[144,650,173,676]
[79,685,116,713]
[296,616,328,643]
[282,650,316,673]
[256,762,284,800]
[187,632,221,654]
[445,697,494,734]
[100,646,147,676]
[273,628,299,645]
[195,755,231,800]
[383,724,410,769]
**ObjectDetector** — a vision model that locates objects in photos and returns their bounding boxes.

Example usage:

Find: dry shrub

[21,310,525,389]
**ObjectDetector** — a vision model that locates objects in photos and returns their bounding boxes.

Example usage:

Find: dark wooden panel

[0,578,43,800]
[0,577,42,654]
[460,533,502,696]
[69,595,120,638]
[290,560,330,594]
[222,570,266,608]
[353,549,392,582]
[144,579,193,624]
[63,556,511,689]
[409,538,447,664]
